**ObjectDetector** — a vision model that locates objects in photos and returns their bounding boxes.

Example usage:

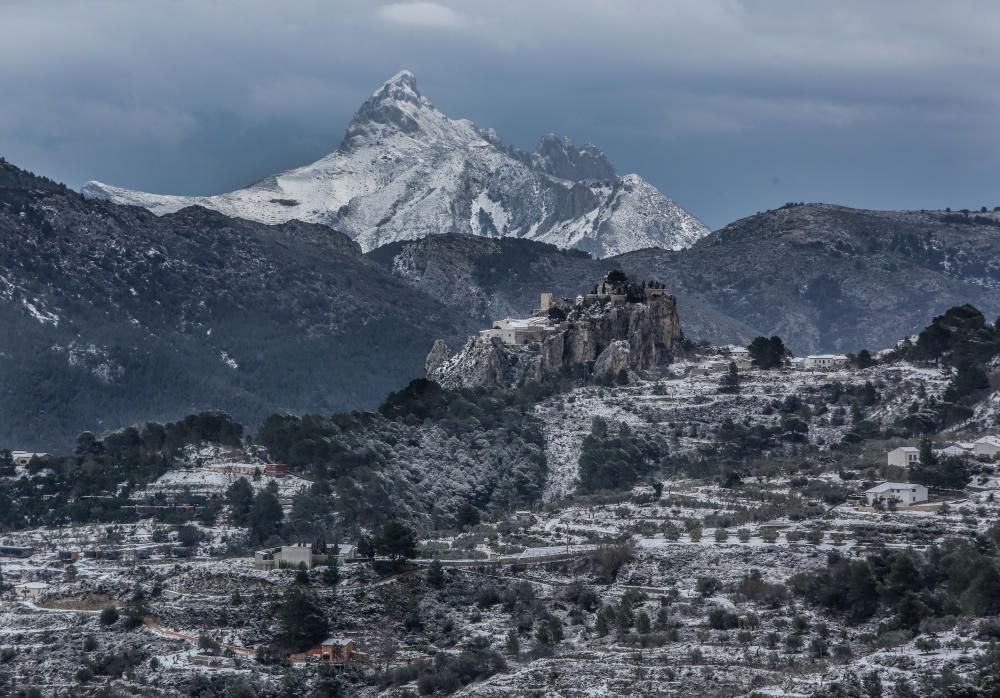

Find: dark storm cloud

[1,0,998,228]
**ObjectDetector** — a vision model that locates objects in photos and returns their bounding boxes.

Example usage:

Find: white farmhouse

[13,581,49,600]
[800,354,849,371]
[254,542,341,571]
[864,482,928,507]
[887,446,920,468]
[936,443,974,458]
[973,436,1000,457]
[11,451,51,467]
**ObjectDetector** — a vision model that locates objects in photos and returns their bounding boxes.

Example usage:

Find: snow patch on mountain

[82,71,709,257]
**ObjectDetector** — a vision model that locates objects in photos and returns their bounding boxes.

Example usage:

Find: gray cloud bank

[1,0,997,228]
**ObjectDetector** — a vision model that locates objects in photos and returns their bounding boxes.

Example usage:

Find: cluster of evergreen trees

[895,305,1000,426]
[747,336,789,370]
[791,535,1000,634]
[255,380,549,532]
[0,412,243,530]
[577,417,666,492]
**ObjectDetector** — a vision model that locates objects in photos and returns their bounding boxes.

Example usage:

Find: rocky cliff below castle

[426,273,684,389]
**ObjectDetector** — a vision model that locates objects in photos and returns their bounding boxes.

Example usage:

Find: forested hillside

[0,159,476,449]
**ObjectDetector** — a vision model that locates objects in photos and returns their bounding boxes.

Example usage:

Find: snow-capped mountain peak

[82,70,709,257]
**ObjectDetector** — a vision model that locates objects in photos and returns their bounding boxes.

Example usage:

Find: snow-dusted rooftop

[865,482,922,493]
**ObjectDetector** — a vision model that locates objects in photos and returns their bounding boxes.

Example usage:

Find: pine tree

[595,609,610,636]
[616,601,634,634]
[322,555,340,587]
[654,606,669,631]
[275,587,329,653]
[373,520,417,564]
[226,477,254,526]
[504,629,520,657]
[427,558,445,588]
[918,437,937,467]
[862,671,883,698]
[248,488,284,545]
[636,611,651,634]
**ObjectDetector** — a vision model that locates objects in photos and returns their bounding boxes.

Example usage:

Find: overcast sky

[1,0,998,229]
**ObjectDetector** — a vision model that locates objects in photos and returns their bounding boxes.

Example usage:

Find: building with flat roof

[254,543,338,570]
[974,436,1000,457]
[11,451,51,467]
[887,446,920,468]
[14,582,49,600]
[864,482,928,508]
[800,355,849,371]
[479,315,558,346]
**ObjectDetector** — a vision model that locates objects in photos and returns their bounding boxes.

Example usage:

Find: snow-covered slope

[82,71,709,257]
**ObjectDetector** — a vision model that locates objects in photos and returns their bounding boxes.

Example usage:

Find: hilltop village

[2,279,1000,696]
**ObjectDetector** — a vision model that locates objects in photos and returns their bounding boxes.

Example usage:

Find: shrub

[708,608,740,630]
[99,607,119,626]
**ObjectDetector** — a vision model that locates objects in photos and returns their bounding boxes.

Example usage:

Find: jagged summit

[82,71,709,257]
[358,69,428,117]
[341,69,434,147]
[379,69,419,96]
[533,133,616,181]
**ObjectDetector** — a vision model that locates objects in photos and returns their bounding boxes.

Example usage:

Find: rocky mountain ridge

[373,203,1000,355]
[81,71,709,258]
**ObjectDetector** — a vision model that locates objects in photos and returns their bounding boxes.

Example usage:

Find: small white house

[206,462,261,477]
[973,436,1000,457]
[800,354,849,371]
[13,581,49,600]
[864,482,928,508]
[887,446,920,468]
[11,451,51,467]
[279,544,316,569]
[936,443,974,458]
[254,543,336,571]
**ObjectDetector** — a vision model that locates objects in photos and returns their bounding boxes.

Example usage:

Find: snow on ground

[137,468,309,498]
[536,361,949,504]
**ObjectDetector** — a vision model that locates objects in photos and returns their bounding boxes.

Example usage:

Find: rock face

[593,340,631,379]
[428,285,683,389]
[425,339,452,375]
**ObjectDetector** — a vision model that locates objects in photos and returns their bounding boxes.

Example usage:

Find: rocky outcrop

[425,339,452,375]
[593,340,631,379]
[427,288,683,390]
[429,336,541,390]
